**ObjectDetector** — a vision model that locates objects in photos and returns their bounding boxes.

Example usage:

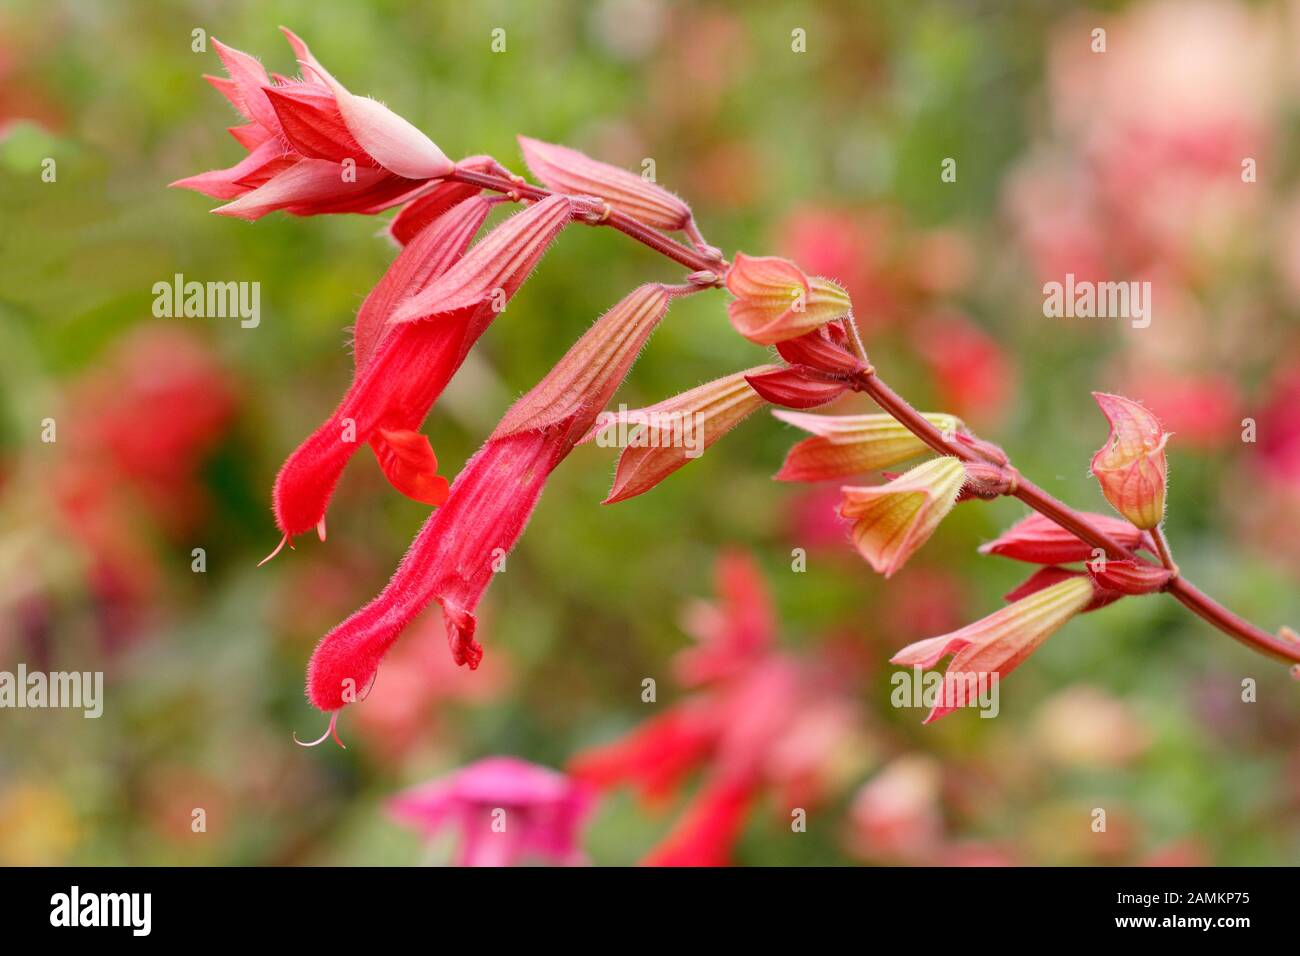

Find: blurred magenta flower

[389,757,594,867]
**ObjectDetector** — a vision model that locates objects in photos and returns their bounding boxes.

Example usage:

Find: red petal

[371,428,449,506]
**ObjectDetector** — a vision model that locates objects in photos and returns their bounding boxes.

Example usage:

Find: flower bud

[725,254,852,345]
[839,457,966,577]
[979,511,1148,564]
[774,412,962,482]
[775,324,866,377]
[891,576,1096,723]
[1090,392,1170,530]
[744,367,849,409]
[1087,559,1174,595]
[518,136,692,231]
[586,367,776,504]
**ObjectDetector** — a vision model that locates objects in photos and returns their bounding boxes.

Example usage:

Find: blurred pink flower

[847,756,944,865]
[570,552,869,866]
[1029,0,1276,277]
[910,311,1015,428]
[388,757,594,867]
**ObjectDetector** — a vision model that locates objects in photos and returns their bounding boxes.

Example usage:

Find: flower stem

[446,167,726,277]
[1152,524,1178,573]
[847,368,1300,666]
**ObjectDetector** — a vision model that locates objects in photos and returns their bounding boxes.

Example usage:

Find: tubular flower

[587,367,778,504]
[774,411,963,482]
[725,253,852,345]
[271,195,572,540]
[838,457,967,577]
[305,284,672,710]
[387,757,594,867]
[890,576,1097,723]
[171,28,454,219]
[1090,391,1170,530]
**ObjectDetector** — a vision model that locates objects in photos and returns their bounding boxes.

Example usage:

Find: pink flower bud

[1088,559,1174,595]
[979,511,1149,564]
[839,457,967,577]
[587,367,777,505]
[744,366,848,409]
[775,323,867,377]
[725,254,852,345]
[891,576,1096,723]
[517,136,691,231]
[774,412,962,482]
[1090,392,1170,530]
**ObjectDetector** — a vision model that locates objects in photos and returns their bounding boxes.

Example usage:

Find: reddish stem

[447,167,726,276]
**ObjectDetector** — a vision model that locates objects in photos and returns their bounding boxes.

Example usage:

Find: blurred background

[1,0,1299,865]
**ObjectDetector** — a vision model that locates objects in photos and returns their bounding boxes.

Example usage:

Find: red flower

[270,195,572,544]
[172,29,453,219]
[305,285,672,711]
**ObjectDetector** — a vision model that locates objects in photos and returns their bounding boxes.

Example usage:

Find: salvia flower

[587,367,777,504]
[1090,391,1170,530]
[388,757,594,867]
[518,135,692,232]
[838,457,967,577]
[979,511,1149,564]
[305,284,671,710]
[271,195,571,541]
[774,411,963,482]
[172,29,453,219]
[890,576,1097,723]
[725,253,852,345]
